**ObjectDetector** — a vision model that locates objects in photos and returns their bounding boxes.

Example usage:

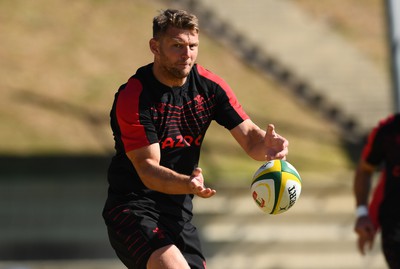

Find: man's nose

[181,46,190,59]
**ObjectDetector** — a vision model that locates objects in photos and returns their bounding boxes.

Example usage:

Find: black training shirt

[107,63,249,220]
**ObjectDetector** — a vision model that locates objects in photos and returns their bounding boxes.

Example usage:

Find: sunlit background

[0,0,394,268]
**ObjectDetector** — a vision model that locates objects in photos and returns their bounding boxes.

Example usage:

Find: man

[103,9,289,269]
[353,113,400,269]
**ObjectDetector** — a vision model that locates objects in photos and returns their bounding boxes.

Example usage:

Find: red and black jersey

[106,63,249,220]
[362,114,400,227]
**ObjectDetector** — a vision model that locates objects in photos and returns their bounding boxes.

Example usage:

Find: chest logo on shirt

[156,103,166,114]
[194,94,205,112]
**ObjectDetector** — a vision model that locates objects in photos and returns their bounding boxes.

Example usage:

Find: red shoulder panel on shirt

[362,114,396,160]
[116,78,150,152]
[196,64,249,121]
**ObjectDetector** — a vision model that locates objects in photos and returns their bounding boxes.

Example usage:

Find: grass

[0,0,387,184]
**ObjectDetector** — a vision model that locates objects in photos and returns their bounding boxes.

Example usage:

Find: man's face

[152,26,199,80]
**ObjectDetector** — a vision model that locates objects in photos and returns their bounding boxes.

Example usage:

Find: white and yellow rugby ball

[251,160,302,214]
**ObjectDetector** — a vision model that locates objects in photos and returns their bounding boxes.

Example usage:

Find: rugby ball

[251,160,302,214]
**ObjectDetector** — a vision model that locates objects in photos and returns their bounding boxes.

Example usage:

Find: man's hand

[264,124,289,161]
[189,167,216,198]
[354,215,376,255]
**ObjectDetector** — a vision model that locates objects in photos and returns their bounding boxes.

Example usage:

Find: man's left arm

[230,119,289,161]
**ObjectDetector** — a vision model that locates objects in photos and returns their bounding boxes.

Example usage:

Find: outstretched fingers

[264,124,289,161]
[190,167,216,198]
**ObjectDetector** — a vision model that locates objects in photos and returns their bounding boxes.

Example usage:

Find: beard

[165,63,192,79]
[158,49,195,81]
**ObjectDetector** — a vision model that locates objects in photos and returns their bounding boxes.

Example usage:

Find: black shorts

[103,204,206,269]
[381,221,400,269]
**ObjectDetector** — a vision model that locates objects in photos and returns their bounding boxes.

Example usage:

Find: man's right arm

[354,160,375,207]
[126,143,216,198]
[353,159,376,255]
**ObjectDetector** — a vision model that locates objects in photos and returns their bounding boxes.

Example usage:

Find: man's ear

[149,38,159,55]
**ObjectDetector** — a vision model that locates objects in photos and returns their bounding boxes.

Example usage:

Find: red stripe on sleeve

[361,126,379,161]
[116,78,150,152]
[362,114,395,160]
[196,65,249,121]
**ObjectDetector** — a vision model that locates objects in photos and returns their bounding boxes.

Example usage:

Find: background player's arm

[230,119,288,161]
[353,159,377,255]
[126,144,216,198]
[354,160,376,207]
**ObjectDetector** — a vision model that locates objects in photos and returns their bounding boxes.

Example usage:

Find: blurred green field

[0,0,387,184]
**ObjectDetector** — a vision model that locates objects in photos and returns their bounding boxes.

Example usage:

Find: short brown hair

[152,9,199,38]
